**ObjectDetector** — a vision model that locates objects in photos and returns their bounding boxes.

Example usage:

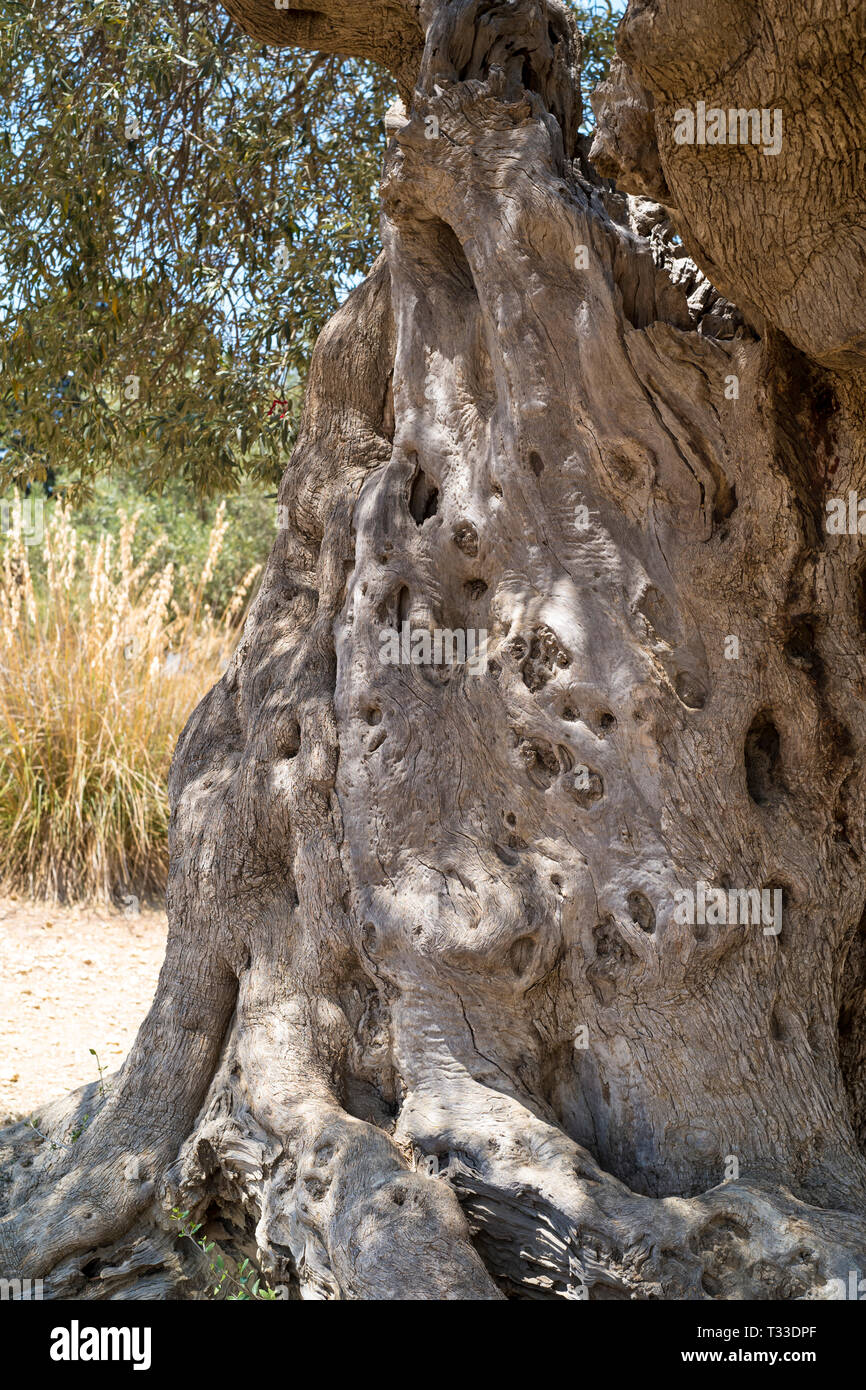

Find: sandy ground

[0,897,167,1122]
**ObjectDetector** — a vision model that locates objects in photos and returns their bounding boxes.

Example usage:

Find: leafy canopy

[0,0,620,500]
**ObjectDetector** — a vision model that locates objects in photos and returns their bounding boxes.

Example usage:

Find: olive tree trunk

[2,0,866,1300]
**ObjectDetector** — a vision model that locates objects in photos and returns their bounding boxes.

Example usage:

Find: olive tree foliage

[0,0,617,500]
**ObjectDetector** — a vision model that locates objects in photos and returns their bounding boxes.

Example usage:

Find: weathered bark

[591,0,866,368]
[2,0,866,1300]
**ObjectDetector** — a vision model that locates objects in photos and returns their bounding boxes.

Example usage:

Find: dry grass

[0,501,260,902]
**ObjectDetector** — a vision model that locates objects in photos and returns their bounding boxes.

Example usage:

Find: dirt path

[0,897,167,1122]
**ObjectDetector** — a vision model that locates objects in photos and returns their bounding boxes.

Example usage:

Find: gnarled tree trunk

[2,0,866,1300]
